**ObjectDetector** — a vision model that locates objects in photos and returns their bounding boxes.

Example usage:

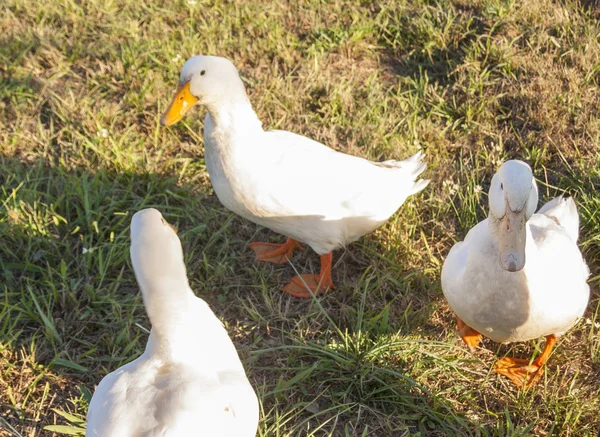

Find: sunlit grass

[1,0,599,435]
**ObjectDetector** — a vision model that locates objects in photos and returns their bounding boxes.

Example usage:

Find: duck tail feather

[376,151,429,195]
[409,178,430,196]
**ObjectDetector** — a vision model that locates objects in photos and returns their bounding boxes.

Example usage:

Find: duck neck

[204,96,263,135]
[139,277,196,356]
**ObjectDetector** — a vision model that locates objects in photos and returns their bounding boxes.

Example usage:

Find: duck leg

[249,238,301,264]
[494,335,557,388]
[282,252,335,298]
[457,317,483,351]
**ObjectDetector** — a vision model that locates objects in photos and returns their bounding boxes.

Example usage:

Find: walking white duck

[161,55,429,298]
[85,208,259,436]
[441,160,590,388]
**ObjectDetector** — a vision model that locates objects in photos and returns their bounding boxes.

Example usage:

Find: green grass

[1,0,600,435]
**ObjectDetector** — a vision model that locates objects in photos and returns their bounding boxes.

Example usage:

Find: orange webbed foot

[282,274,334,298]
[457,317,483,351]
[494,357,544,388]
[494,335,557,389]
[249,238,301,264]
[281,252,334,298]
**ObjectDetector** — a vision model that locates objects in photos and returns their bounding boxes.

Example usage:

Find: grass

[1,0,600,435]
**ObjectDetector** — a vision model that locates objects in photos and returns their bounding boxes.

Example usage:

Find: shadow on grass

[375,1,488,84]
[0,156,220,434]
[0,156,493,436]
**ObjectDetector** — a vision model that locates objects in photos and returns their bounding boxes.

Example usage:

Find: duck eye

[500,183,503,190]
[200,70,206,76]
[160,218,166,225]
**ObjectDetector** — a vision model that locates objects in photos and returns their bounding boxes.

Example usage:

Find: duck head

[160,55,247,126]
[130,208,185,288]
[488,160,538,272]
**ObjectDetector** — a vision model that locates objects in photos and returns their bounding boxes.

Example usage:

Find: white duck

[442,160,590,388]
[86,208,259,436]
[160,55,429,298]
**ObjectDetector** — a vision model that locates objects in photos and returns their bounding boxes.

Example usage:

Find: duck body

[442,197,589,343]
[86,209,258,437]
[203,109,428,255]
[87,325,258,437]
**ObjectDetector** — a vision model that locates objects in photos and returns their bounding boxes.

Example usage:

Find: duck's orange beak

[160,82,198,126]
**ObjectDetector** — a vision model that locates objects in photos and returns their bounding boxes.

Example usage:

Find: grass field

[1,0,600,435]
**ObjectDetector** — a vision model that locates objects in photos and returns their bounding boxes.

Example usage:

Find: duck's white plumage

[442,161,589,344]
[86,208,258,437]
[165,56,429,255]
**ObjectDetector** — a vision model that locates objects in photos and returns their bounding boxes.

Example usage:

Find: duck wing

[536,196,579,242]
[258,129,429,220]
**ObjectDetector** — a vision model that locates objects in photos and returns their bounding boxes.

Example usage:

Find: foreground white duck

[160,55,429,298]
[86,208,259,436]
[442,160,589,388]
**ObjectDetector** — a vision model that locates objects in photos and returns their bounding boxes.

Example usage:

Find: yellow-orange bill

[160,82,199,126]
[168,223,179,234]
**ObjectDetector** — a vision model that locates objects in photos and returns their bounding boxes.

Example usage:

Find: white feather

[537,196,580,242]
[86,209,259,437]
